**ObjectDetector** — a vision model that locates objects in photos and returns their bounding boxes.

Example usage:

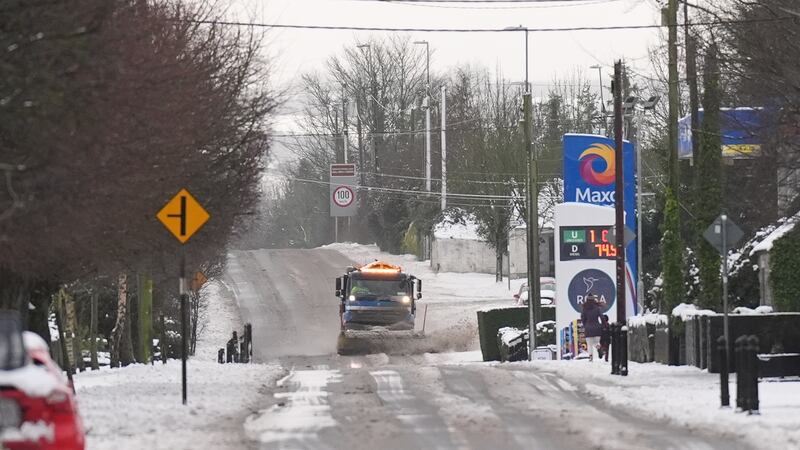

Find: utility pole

[342,95,349,164]
[508,24,538,359]
[667,0,680,193]
[524,92,538,359]
[441,85,447,210]
[415,41,431,192]
[613,61,627,328]
[590,64,605,135]
[685,0,700,182]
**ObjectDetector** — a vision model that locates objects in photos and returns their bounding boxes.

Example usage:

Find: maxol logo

[578,143,615,186]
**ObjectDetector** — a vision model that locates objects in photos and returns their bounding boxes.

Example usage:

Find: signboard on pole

[156,188,210,406]
[563,133,638,314]
[679,108,762,159]
[555,203,622,359]
[330,164,358,217]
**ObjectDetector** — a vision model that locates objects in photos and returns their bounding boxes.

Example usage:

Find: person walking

[581,295,603,361]
[600,314,611,362]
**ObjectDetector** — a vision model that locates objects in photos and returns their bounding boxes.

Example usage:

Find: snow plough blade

[336,329,427,356]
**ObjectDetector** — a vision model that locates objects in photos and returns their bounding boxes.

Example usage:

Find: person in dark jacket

[600,314,611,361]
[581,294,603,361]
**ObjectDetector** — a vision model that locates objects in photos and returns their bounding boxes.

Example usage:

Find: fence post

[160,314,168,365]
[735,335,746,411]
[717,336,729,407]
[746,335,760,414]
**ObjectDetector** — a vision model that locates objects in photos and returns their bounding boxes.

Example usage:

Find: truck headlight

[402,295,411,304]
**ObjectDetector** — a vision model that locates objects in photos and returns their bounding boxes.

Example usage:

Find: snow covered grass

[525,359,800,449]
[74,279,283,450]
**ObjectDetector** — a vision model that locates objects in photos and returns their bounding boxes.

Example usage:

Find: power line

[369,0,618,10]
[268,174,517,199]
[181,16,793,34]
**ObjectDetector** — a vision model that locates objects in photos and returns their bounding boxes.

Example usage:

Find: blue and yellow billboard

[678,107,762,159]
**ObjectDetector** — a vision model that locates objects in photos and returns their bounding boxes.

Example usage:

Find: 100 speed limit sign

[332,186,354,207]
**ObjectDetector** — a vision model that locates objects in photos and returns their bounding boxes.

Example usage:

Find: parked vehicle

[513,277,557,306]
[0,311,85,450]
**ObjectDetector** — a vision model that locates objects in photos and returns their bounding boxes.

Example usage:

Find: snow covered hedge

[769,224,800,311]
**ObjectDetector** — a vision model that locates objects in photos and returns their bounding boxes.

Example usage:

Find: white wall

[431,238,496,274]
[509,227,555,278]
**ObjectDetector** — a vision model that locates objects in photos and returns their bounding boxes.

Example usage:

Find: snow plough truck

[334,261,423,354]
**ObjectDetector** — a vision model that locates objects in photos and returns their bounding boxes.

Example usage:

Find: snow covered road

[229,247,753,450]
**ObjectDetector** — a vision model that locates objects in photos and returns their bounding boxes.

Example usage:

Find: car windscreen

[350,279,409,299]
[541,281,556,291]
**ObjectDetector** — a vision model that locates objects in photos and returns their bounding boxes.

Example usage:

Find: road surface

[225,248,750,450]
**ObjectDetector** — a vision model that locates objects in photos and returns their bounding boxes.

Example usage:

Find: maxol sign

[562,133,638,313]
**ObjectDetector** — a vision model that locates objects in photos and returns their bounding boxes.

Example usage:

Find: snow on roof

[751,214,800,255]
[433,209,482,241]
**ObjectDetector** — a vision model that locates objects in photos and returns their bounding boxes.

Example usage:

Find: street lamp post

[624,95,660,315]
[506,25,538,359]
[414,40,431,192]
[357,44,382,184]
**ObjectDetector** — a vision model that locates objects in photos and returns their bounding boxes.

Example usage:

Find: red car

[0,331,85,450]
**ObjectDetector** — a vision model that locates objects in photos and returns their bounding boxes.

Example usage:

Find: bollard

[239,332,249,364]
[735,335,746,411]
[226,331,238,363]
[610,323,620,375]
[244,323,253,362]
[620,326,628,376]
[717,336,729,407]
[746,335,760,414]
[218,348,225,364]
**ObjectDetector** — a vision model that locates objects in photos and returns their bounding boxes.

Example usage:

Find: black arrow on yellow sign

[157,189,210,244]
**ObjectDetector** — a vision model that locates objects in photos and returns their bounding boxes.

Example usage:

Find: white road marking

[370,370,454,449]
[245,369,341,447]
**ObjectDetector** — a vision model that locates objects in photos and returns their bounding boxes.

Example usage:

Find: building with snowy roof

[750,214,800,307]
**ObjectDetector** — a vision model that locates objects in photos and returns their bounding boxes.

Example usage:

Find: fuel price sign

[559,225,617,261]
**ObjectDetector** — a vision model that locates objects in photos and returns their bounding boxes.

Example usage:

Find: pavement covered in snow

[522,358,800,449]
[74,280,283,450]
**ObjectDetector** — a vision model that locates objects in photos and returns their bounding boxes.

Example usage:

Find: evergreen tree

[695,43,723,310]
[661,189,684,312]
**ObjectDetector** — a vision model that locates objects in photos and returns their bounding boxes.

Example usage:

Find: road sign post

[157,189,210,405]
[703,213,744,396]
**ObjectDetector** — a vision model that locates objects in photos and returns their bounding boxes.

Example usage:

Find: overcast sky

[241,0,666,177]
[246,0,663,102]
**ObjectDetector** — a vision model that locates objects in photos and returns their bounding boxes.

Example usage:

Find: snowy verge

[523,360,800,449]
[75,278,282,450]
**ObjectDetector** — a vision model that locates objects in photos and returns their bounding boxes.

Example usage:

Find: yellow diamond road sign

[156,189,210,244]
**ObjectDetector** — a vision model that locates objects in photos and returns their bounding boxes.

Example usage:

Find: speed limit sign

[333,186,354,207]
[330,164,357,216]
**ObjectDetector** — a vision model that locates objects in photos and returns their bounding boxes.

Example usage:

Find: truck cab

[335,261,422,331]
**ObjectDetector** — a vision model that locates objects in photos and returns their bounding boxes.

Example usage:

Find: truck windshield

[350,279,408,299]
